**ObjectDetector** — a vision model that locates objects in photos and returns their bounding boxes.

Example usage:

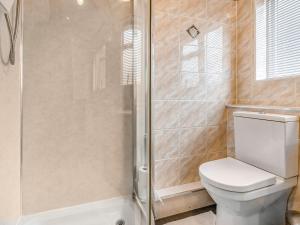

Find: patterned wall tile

[155,159,180,189]
[237,0,253,23]
[178,72,206,100]
[206,125,227,153]
[179,155,206,184]
[153,0,180,14]
[237,72,252,99]
[153,0,237,189]
[179,127,207,157]
[153,130,179,160]
[179,0,207,18]
[153,101,179,130]
[154,43,180,77]
[153,71,180,100]
[206,101,227,126]
[153,12,180,44]
[206,75,235,101]
[180,47,206,74]
[207,0,236,25]
[179,101,207,127]
[252,79,295,101]
[206,149,227,162]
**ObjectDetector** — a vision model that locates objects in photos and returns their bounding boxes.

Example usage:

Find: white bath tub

[19,196,143,225]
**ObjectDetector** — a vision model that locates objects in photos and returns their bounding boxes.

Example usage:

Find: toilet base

[215,190,290,225]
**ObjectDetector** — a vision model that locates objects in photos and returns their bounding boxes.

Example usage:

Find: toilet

[199,111,299,225]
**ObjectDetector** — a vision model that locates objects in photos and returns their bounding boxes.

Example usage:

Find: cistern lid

[199,158,276,192]
[233,111,298,122]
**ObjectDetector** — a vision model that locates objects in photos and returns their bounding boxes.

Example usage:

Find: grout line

[152,99,235,102]
[235,0,238,105]
[152,125,225,133]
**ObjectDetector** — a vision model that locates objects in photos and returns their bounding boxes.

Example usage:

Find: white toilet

[199,111,299,225]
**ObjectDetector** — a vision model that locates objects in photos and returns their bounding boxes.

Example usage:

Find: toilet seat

[202,176,297,202]
[199,157,298,202]
[199,157,277,193]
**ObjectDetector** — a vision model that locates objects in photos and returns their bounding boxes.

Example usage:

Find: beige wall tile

[207,125,227,153]
[252,79,296,102]
[179,101,207,127]
[179,127,207,157]
[153,130,179,160]
[153,101,180,129]
[153,71,180,100]
[237,0,253,23]
[237,72,252,99]
[206,149,227,162]
[206,101,227,126]
[205,22,236,51]
[180,47,206,74]
[226,125,235,151]
[207,0,236,25]
[179,155,206,184]
[178,73,207,100]
[295,78,300,96]
[153,0,180,14]
[153,12,180,44]
[179,0,207,18]
[154,43,180,76]
[206,75,235,101]
[155,159,180,189]
[153,0,237,189]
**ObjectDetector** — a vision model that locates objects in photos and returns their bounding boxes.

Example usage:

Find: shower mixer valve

[186,25,200,39]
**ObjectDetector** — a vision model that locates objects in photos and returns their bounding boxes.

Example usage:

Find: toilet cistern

[199,111,299,225]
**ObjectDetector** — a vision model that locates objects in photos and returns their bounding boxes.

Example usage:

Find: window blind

[256,0,300,80]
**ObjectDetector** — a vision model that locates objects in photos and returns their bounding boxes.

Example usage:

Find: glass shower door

[21,0,151,225]
[133,0,153,224]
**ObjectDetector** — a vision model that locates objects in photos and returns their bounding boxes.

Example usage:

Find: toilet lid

[199,157,277,192]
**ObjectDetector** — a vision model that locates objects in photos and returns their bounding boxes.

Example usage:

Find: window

[256,0,300,80]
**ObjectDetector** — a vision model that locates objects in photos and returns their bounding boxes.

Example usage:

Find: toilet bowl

[199,111,299,225]
[200,157,297,225]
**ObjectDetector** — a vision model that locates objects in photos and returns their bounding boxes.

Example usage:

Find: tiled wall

[152,0,237,189]
[232,0,300,211]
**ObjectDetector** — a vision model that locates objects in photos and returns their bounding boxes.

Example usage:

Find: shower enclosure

[0,0,152,225]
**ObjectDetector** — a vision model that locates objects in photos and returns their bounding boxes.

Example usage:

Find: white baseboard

[154,182,215,219]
